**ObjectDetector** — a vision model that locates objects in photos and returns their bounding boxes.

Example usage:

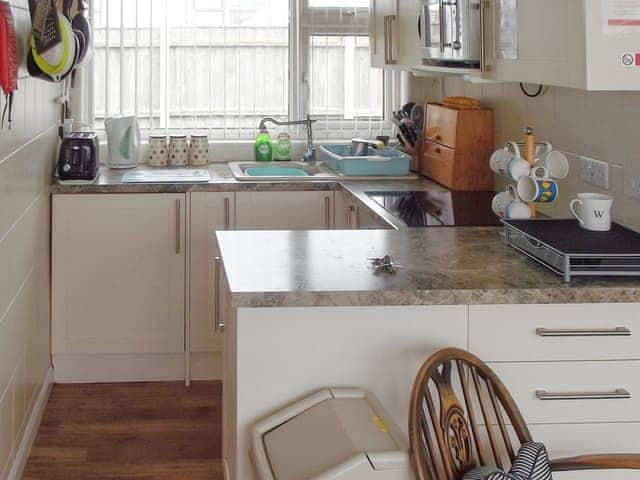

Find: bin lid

[263,395,407,480]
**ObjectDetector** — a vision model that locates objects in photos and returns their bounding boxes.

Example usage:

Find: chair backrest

[409,348,534,480]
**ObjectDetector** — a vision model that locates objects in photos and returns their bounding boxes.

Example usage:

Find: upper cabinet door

[370,0,400,68]
[189,192,235,353]
[397,0,422,68]
[52,194,186,355]
[235,191,334,230]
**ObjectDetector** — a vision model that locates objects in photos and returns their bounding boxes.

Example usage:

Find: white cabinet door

[52,194,186,355]
[370,0,399,68]
[334,191,390,229]
[235,191,333,230]
[189,192,235,352]
[396,0,421,68]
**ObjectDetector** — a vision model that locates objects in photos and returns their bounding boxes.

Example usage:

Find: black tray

[503,219,640,256]
[502,219,640,282]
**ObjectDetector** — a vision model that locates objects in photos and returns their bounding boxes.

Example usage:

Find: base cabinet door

[189,192,235,353]
[52,194,186,355]
[235,191,333,230]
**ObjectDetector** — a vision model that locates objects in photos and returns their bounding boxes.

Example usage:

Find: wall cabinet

[483,0,640,90]
[52,194,186,357]
[235,191,334,230]
[371,0,422,70]
[372,0,640,91]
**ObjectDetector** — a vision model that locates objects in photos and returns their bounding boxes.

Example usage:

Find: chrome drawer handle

[536,327,631,337]
[214,256,224,334]
[536,389,632,401]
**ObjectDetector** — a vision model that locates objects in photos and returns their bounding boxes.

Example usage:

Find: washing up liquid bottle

[255,127,273,162]
[273,132,291,161]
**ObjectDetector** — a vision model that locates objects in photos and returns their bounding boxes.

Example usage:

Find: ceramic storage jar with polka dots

[148,135,168,167]
[169,135,189,166]
[189,135,209,166]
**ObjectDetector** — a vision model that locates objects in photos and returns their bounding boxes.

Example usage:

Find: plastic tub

[319,144,411,176]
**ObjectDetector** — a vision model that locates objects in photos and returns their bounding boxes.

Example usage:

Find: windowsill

[98,139,364,164]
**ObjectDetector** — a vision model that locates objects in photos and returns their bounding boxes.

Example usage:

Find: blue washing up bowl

[319,144,411,176]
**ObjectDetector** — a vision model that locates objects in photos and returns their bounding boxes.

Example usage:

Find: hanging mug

[517,168,559,203]
[490,141,531,181]
[535,150,570,179]
[169,135,189,166]
[492,185,532,219]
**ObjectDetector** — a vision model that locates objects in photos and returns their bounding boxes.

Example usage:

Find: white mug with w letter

[570,193,614,232]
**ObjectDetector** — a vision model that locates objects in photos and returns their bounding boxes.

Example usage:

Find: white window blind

[89,0,394,140]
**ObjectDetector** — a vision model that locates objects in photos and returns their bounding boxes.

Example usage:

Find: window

[88,0,393,140]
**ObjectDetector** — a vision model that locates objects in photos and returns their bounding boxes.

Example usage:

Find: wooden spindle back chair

[409,348,640,480]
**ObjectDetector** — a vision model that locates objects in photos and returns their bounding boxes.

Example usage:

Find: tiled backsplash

[414,76,640,232]
[0,1,61,477]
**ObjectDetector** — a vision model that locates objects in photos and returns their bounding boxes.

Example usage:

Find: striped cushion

[462,443,553,480]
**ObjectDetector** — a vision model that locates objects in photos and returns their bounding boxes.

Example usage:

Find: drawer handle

[214,256,224,334]
[435,147,442,154]
[536,389,632,401]
[536,327,631,337]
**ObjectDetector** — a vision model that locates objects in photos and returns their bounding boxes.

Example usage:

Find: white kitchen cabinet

[370,0,399,68]
[371,0,422,69]
[483,0,640,90]
[334,191,391,229]
[52,194,186,357]
[189,192,235,353]
[235,191,334,230]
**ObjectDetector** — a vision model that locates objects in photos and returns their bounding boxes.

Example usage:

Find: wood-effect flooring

[22,381,223,480]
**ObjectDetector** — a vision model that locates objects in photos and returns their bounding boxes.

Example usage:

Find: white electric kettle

[104,116,140,169]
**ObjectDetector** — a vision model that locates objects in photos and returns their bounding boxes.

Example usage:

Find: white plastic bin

[250,388,414,480]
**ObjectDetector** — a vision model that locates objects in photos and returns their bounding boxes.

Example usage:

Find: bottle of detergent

[255,127,273,162]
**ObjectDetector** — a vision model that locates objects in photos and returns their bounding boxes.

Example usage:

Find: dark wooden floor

[22,382,224,480]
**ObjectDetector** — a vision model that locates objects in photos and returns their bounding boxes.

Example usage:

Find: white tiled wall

[0,0,61,477]
[413,76,640,232]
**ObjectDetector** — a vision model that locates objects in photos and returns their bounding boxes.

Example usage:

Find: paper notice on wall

[605,0,640,27]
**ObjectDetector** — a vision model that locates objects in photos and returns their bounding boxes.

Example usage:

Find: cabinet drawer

[529,423,640,480]
[490,361,640,424]
[421,140,455,188]
[469,304,640,362]
[425,105,458,147]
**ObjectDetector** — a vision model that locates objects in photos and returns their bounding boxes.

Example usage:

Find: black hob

[367,190,500,228]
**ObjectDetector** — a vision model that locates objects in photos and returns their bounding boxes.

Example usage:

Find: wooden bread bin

[421,103,494,191]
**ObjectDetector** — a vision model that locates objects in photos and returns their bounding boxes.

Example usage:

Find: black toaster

[57,132,99,181]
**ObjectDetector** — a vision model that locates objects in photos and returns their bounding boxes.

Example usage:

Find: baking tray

[502,219,640,283]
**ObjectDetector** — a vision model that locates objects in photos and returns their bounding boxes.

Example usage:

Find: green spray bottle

[254,127,273,162]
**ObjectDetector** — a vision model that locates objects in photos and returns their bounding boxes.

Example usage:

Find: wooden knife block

[420,103,494,191]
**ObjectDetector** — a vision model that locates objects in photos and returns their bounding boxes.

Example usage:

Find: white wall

[411,76,640,232]
[0,0,62,477]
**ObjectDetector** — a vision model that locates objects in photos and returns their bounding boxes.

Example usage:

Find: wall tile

[416,76,640,229]
[0,3,61,477]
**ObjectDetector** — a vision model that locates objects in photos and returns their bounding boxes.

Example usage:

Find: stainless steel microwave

[419,0,483,69]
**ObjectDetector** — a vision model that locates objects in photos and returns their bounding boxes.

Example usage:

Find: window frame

[80,0,398,140]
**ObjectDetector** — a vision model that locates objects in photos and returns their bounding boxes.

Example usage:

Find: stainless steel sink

[229,162,337,181]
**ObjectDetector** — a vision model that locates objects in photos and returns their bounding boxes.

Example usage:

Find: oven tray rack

[502,220,640,283]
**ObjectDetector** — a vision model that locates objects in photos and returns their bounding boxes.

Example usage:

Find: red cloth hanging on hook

[0,1,18,128]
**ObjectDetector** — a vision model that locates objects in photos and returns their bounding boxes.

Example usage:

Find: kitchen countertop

[216,228,640,308]
[50,164,451,230]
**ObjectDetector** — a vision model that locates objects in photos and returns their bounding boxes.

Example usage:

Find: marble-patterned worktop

[216,228,640,308]
[50,164,448,230]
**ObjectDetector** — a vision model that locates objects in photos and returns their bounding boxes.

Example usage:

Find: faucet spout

[258,115,317,162]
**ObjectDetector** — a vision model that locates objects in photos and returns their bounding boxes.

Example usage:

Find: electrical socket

[579,156,610,190]
[624,170,640,200]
